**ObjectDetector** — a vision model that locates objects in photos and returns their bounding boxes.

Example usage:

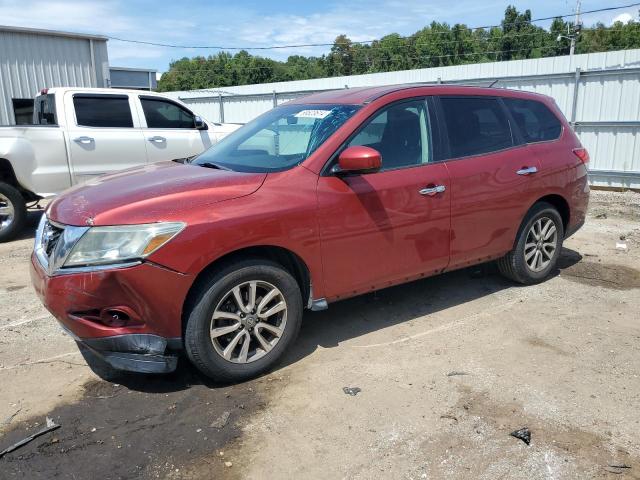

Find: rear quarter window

[504,98,562,143]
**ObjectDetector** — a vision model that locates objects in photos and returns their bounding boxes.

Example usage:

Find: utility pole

[570,0,582,58]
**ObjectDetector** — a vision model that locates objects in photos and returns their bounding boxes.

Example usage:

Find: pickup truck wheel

[0,182,27,243]
[185,259,302,382]
[497,202,564,285]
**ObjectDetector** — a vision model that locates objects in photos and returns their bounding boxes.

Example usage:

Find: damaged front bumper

[67,328,181,374]
[30,254,194,375]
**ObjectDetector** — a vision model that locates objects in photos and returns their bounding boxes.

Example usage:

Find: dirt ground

[0,190,639,479]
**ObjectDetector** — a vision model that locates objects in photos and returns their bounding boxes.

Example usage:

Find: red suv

[31,85,589,381]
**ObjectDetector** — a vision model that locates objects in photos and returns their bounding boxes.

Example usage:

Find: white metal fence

[167,49,640,189]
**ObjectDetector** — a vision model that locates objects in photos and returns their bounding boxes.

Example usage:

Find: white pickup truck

[0,87,240,241]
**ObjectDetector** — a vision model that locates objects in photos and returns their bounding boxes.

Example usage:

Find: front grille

[35,216,90,275]
[43,221,64,257]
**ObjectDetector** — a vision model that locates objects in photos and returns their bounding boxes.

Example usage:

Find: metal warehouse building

[0,25,109,125]
[0,25,157,125]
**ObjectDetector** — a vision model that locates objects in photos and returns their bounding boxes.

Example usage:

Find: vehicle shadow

[283,247,583,367]
[11,208,44,241]
[115,248,583,393]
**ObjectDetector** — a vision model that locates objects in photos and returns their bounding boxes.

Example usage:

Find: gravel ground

[0,190,638,479]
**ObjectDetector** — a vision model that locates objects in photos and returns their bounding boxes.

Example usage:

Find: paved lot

[0,190,639,479]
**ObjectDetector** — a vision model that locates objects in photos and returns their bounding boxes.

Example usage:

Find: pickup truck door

[136,96,213,163]
[65,93,148,183]
[317,98,451,301]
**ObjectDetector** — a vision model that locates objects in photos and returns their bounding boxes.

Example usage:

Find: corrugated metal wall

[168,49,640,188]
[0,29,109,125]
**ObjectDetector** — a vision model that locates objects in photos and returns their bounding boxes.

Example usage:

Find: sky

[0,0,637,72]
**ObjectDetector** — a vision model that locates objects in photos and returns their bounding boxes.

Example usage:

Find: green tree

[156,5,640,92]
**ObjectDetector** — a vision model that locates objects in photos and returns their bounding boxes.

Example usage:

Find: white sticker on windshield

[294,109,332,119]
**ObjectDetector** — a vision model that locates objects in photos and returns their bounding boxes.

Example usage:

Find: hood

[48,161,266,226]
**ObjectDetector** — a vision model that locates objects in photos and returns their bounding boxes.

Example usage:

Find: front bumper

[30,255,194,373]
[69,328,180,374]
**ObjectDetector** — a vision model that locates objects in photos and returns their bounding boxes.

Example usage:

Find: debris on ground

[446,371,469,377]
[343,387,362,396]
[210,411,230,429]
[595,212,608,219]
[604,464,632,474]
[616,242,628,251]
[0,417,60,458]
[509,427,531,445]
[1,408,21,427]
[224,461,233,468]
[439,414,458,422]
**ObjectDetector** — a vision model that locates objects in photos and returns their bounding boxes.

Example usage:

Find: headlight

[64,222,185,267]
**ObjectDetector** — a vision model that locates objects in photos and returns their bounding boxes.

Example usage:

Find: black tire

[497,202,564,285]
[0,182,27,243]
[184,258,303,382]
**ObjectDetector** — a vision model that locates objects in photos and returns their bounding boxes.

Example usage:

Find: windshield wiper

[198,161,232,171]
[172,155,195,164]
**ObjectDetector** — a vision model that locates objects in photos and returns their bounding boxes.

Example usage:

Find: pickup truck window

[13,99,34,125]
[140,97,195,129]
[73,95,134,128]
[34,94,57,125]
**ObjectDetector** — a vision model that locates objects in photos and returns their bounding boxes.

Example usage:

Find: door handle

[147,136,166,143]
[516,166,538,175]
[419,185,446,196]
[73,136,94,144]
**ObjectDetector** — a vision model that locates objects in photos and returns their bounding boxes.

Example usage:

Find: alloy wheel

[524,217,558,272]
[210,280,287,363]
[0,193,15,232]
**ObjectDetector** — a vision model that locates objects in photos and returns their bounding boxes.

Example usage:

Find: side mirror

[194,116,208,130]
[333,146,382,175]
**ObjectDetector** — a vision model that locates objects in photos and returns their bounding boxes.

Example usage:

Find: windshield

[192,103,360,173]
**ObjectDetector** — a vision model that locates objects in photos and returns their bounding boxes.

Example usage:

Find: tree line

[157,6,640,92]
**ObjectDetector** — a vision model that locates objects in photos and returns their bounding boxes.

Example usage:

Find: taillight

[573,147,589,164]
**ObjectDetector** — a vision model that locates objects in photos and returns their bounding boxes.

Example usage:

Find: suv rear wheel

[185,259,303,382]
[497,202,564,284]
[0,182,27,243]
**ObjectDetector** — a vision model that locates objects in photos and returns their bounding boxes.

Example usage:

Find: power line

[108,2,640,51]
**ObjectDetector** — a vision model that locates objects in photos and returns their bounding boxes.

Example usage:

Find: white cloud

[612,13,634,25]
[0,0,135,34]
[0,0,618,70]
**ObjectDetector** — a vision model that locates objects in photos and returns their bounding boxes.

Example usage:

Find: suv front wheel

[185,259,303,382]
[498,202,564,284]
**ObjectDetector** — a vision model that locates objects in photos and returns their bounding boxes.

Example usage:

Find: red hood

[48,161,266,226]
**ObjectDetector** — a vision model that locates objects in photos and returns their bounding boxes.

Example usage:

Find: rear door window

[140,97,195,129]
[439,96,513,158]
[504,98,562,143]
[73,95,133,128]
